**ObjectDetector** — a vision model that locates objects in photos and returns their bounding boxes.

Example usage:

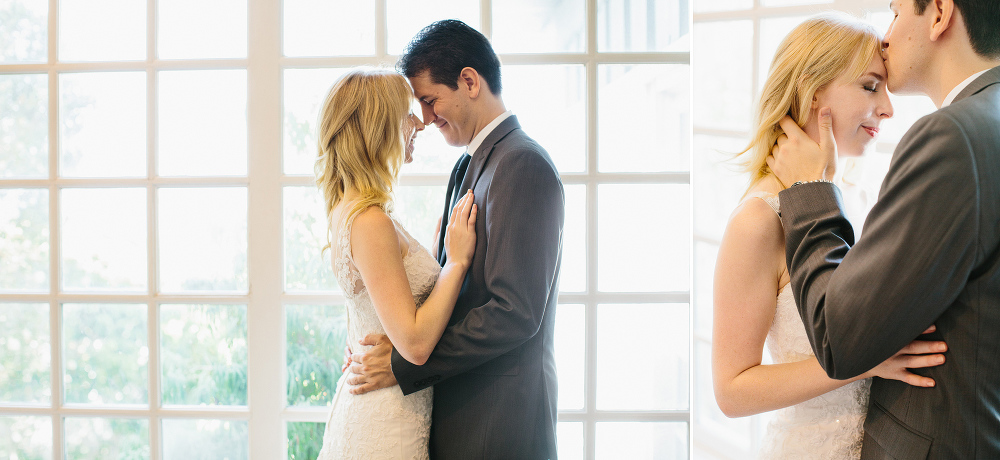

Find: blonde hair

[737,12,882,190]
[315,68,413,252]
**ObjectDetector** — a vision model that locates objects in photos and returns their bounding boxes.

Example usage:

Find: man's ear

[929,0,955,42]
[457,67,481,98]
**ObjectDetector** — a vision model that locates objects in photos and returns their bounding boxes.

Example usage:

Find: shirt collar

[941,69,990,107]
[467,110,513,157]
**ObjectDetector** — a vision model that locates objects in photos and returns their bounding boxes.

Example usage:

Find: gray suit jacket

[778,66,1000,459]
[390,116,564,459]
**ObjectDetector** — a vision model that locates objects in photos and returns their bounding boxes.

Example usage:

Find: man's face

[883,0,934,94]
[408,72,474,148]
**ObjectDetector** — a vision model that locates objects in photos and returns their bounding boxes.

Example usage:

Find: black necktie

[438,153,472,263]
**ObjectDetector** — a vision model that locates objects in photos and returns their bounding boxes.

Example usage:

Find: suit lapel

[460,116,521,193]
[954,65,1000,103]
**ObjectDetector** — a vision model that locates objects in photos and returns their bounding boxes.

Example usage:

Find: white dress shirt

[941,69,990,107]
[467,110,513,156]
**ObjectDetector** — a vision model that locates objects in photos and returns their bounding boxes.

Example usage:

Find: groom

[768,0,1000,458]
[347,20,564,459]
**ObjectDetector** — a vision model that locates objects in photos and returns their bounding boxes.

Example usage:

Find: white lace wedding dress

[750,192,871,460]
[317,211,440,460]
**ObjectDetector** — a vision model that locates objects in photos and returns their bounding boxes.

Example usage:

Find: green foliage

[0,416,51,459]
[62,304,148,405]
[287,422,325,460]
[286,304,347,406]
[160,304,248,406]
[65,418,150,460]
[0,303,51,403]
[0,182,49,293]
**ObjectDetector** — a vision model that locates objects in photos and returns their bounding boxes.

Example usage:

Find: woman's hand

[444,191,477,269]
[862,325,946,387]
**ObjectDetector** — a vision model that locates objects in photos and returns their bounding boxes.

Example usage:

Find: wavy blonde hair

[737,12,882,190]
[315,68,412,252]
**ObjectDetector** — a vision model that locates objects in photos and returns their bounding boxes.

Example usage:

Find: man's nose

[420,103,437,125]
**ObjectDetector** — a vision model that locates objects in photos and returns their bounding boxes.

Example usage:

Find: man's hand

[767,108,838,186]
[347,333,398,395]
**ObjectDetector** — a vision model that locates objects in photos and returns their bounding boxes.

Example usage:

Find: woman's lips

[863,126,879,138]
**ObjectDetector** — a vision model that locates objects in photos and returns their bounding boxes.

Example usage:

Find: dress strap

[745,191,780,217]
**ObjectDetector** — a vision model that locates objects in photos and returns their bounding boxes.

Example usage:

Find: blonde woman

[314,68,477,459]
[712,13,948,458]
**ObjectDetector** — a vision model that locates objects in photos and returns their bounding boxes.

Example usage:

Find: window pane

[284,186,338,292]
[158,188,248,293]
[161,304,248,406]
[561,184,585,292]
[599,0,689,52]
[393,185,447,253]
[758,15,810,91]
[63,303,148,405]
[693,0,751,13]
[693,241,720,338]
[0,189,49,292]
[59,72,146,177]
[492,0,585,53]
[286,304,346,406]
[558,422,583,460]
[403,128,466,174]
[597,304,688,410]
[555,304,584,410]
[761,0,832,6]
[284,68,348,176]
[0,303,51,403]
[598,184,689,292]
[58,0,144,61]
[596,422,688,458]
[283,0,374,57]
[0,73,48,178]
[158,70,247,177]
[692,134,747,240]
[64,417,149,460]
[599,64,689,172]
[693,20,752,131]
[385,0,479,56]
[161,419,248,460]
[0,416,51,459]
[158,0,247,59]
[504,65,586,173]
[61,188,147,292]
[0,0,47,63]
[286,421,324,460]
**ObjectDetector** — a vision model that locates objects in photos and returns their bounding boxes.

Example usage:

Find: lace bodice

[333,210,441,349]
[318,209,441,460]
[748,192,871,460]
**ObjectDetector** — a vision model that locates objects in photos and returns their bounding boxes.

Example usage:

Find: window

[1,0,690,458]
[691,1,936,458]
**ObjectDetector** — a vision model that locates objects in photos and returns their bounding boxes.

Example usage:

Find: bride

[313,68,477,459]
[712,13,949,459]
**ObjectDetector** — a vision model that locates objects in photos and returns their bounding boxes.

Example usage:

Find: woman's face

[403,112,425,164]
[807,51,894,157]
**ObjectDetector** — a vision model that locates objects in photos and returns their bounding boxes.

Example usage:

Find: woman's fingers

[893,368,936,388]
[468,204,477,230]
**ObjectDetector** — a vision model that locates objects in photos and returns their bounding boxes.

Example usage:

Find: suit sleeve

[391,149,565,394]
[779,112,980,379]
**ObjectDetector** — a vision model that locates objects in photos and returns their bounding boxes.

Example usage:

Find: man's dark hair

[397,19,503,95]
[913,0,1000,59]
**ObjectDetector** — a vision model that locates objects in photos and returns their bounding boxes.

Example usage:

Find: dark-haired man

[767,0,1000,458]
[348,19,564,459]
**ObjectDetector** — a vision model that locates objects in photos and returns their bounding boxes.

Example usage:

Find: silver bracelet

[790,179,834,187]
